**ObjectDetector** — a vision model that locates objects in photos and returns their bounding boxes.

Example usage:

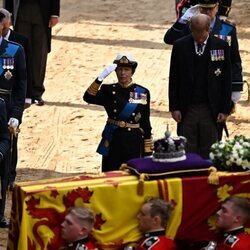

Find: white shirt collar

[4,29,11,40]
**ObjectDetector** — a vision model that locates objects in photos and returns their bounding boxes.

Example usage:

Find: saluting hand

[180,4,200,23]
[97,64,117,82]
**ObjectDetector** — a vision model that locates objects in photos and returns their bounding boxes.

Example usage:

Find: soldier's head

[190,14,211,44]
[198,0,219,21]
[216,196,250,232]
[61,206,95,243]
[0,9,12,37]
[137,197,173,233]
[113,53,138,87]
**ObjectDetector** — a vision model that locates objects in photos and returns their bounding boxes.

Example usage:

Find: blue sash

[220,23,233,36]
[0,42,19,75]
[97,85,145,156]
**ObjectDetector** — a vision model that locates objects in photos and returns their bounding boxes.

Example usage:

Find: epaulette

[224,234,239,247]
[221,18,236,27]
[5,39,24,51]
[141,236,159,249]
[6,39,21,47]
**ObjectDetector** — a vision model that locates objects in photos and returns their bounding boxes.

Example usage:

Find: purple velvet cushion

[126,153,212,177]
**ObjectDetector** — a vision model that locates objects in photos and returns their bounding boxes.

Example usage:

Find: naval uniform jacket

[164,16,243,91]
[83,81,152,156]
[7,29,32,100]
[169,34,232,121]
[135,230,176,250]
[0,99,10,164]
[5,0,60,52]
[0,38,27,122]
[0,99,10,217]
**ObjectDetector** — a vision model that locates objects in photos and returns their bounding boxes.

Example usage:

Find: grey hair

[0,8,12,20]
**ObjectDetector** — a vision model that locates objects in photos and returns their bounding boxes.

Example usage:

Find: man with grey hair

[0,7,32,190]
[168,14,231,158]
[61,206,98,250]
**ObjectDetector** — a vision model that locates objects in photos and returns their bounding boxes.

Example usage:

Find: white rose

[236,158,242,166]
[241,160,250,170]
[209,152,214,160]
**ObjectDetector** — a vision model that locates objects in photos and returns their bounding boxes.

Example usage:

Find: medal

[2,58,7,69]
[214,68,222,76]
[4,70,13,80]
[210,49,224,61]
[10,58,14,69]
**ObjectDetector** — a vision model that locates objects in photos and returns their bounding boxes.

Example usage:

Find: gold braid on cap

[87,81,101,96]
[144,137,153,153]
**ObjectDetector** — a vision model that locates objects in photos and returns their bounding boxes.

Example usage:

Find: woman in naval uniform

[83,53,152,172]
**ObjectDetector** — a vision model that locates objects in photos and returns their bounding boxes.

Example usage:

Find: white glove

[180,4,200,23]
[8,117,19,129]
[25,98,32,104]
[97,64,117,81]
[231,91,241,103]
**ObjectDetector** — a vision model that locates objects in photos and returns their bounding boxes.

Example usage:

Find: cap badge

[119,56,129,64]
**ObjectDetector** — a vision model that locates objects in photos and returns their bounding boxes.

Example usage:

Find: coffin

[7,170,250,250]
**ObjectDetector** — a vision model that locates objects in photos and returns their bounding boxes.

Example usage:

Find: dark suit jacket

[169,34,232,120]
[0,38,27,121]
[164,16,242,90]
[8,29,32,99]
[5,0,60,52]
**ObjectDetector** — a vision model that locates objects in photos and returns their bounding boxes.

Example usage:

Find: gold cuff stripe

[144,138,153,152]
[87,81,100,96]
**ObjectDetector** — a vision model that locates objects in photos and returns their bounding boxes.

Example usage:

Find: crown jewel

[153,126,187,162]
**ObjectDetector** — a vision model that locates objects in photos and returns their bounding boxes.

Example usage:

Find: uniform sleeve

[0,102,10,163]
[83,79,105,105]
[230,26,243,91]
[220,42,232,114]
[11,45,27,122]
[164,21,189,45]
[140,89,152,155]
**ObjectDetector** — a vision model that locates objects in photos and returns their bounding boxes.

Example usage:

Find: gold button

[132,113,135,116]
[112,91,116,95]
[114,109,117,112]
[128,128,131,131]
[114,100,117,103]
[119,121,126,128]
